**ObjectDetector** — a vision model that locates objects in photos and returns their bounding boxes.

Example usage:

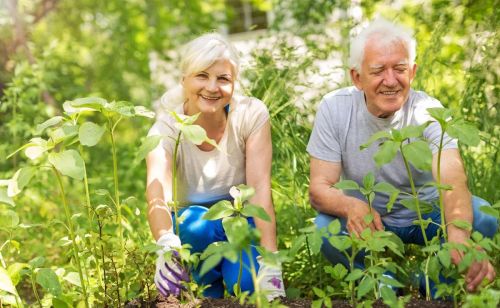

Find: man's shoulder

[409,89,442,107]
[323,86,359,102]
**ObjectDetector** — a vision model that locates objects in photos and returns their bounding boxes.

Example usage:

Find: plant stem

[436,131,448,241]
[401,150,431,300]
[108,117,124,264]
[31,270,42,307]
[53,167,89,308]
[172,131,182,235]
[236,250,243,296]
[246,247,261,308]
[79,145,105,291]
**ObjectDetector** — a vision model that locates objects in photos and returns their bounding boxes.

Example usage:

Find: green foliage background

[0,0,498,305]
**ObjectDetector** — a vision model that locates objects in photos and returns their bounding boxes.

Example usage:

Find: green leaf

[0,210,19,229]
[380,286,397,306]
[49,123,79,144]
[363,172,375,190]
[8,167,36,197]
[400,199,433,214]
[364,213,374,225]
[327,219,341,235]
[437,250,451,269]
[48,150,85,180]
[221,216,248,244]
[307,231,324,255]
[373,182,398,194]
[379,275,404,288]
[36,268,62,296]
[345,269,363,281]
[448,122,480,146]
[36,116,64,134]
[52,297,72,308]
[135,135,162,163]
[106,101,135,117]
[333,180,359,190]
[63,272,82,288]
[180,124,210,145]
[401,140,432,171]
[357,276,376,299]
[479,206,499,219]
[0,186,15,206]
[360,130,391,150]
[0,267,18,295]
[202,200,234,220]
[329,263,348,280]
[7,263,29,286]
[79,122,106,147]
[199,254,223,277]
[428,256,441,283]
[328,235,351,252]
[69,97,107,109]
[134,106,155,118]
[241,204,270,221]
[450,220,472,231]
[400,124,426,139]
[374,141,399,167]
[24,138,49,160]
[313,287,326,298]
[427,107,452,125]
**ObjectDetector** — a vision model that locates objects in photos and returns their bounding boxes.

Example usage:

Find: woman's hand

[257,255,286,300]
[154,232,189,297]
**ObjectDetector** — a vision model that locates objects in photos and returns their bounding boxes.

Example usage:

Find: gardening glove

[257,255,286,301]
[154,232,189,297]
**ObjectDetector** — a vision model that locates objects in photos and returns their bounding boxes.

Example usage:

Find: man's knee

[472,196,498,238]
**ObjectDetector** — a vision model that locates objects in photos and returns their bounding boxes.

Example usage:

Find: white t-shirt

[148,94,269,207]
[307,87,458,226]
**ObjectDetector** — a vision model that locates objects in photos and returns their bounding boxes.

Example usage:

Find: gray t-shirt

[307,86,457,226]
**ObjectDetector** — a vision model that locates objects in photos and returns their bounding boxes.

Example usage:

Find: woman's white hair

[159,32,239,111]
[349,18,416,71]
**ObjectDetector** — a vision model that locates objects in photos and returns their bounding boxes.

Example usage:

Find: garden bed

[126,295,454,307]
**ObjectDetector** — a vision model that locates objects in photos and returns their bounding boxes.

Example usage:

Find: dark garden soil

[125,295,455,307]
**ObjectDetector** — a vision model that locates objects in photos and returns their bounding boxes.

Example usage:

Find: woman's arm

[245,120,277,252]
[146,144,174,241]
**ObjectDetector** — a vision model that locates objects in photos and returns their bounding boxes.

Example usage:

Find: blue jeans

[172,205,259,298]
[315,196,498,293]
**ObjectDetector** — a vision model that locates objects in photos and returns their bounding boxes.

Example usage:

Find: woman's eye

[195,74,208,79]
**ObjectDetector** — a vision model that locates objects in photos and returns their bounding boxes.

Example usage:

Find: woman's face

[183,59,235,115]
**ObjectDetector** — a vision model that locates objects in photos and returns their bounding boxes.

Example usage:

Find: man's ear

[350,68,363,90]
[410,63,417,83]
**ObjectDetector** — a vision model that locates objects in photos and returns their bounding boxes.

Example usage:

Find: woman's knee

[176,206,218,252]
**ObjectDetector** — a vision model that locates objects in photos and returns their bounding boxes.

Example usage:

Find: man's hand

[346,200,384,237]
[257,256,286,301]
[449,244,496,292]
[154,232,190,297]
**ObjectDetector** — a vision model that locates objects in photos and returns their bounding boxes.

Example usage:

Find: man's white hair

[349,18,416,71]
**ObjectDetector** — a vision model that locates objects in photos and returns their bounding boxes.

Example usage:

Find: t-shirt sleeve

[242,98,270,140]
[147,114,176,155]
[307,98,342,162]
[413,93,458,153]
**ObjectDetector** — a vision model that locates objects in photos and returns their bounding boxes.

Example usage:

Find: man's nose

[382,69,398,87]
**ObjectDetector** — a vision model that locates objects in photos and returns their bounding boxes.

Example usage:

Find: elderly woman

[146,33,285,300]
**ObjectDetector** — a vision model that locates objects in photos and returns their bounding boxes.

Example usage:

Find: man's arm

[433,148,496,291]
[309,157,383,236]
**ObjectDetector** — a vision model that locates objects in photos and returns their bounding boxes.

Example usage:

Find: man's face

[351,38,417,118]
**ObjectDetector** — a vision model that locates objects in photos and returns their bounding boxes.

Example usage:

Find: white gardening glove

[257,255,286,301]
[154,232,189,297]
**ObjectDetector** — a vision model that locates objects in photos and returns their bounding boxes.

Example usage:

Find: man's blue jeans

[315,196,498,293]
[172,205,259,298]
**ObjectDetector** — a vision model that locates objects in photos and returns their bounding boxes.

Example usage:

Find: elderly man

[307,18,497,295]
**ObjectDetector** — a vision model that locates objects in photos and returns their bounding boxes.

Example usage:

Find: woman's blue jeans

[172,205,260,298]
[315,196,498,295]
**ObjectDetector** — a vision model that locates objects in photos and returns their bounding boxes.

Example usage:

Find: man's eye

[218,77,231,82]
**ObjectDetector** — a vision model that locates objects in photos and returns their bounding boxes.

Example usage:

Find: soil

[125,295,454,307]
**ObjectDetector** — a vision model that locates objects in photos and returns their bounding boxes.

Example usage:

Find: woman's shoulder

[231,94,268,114]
